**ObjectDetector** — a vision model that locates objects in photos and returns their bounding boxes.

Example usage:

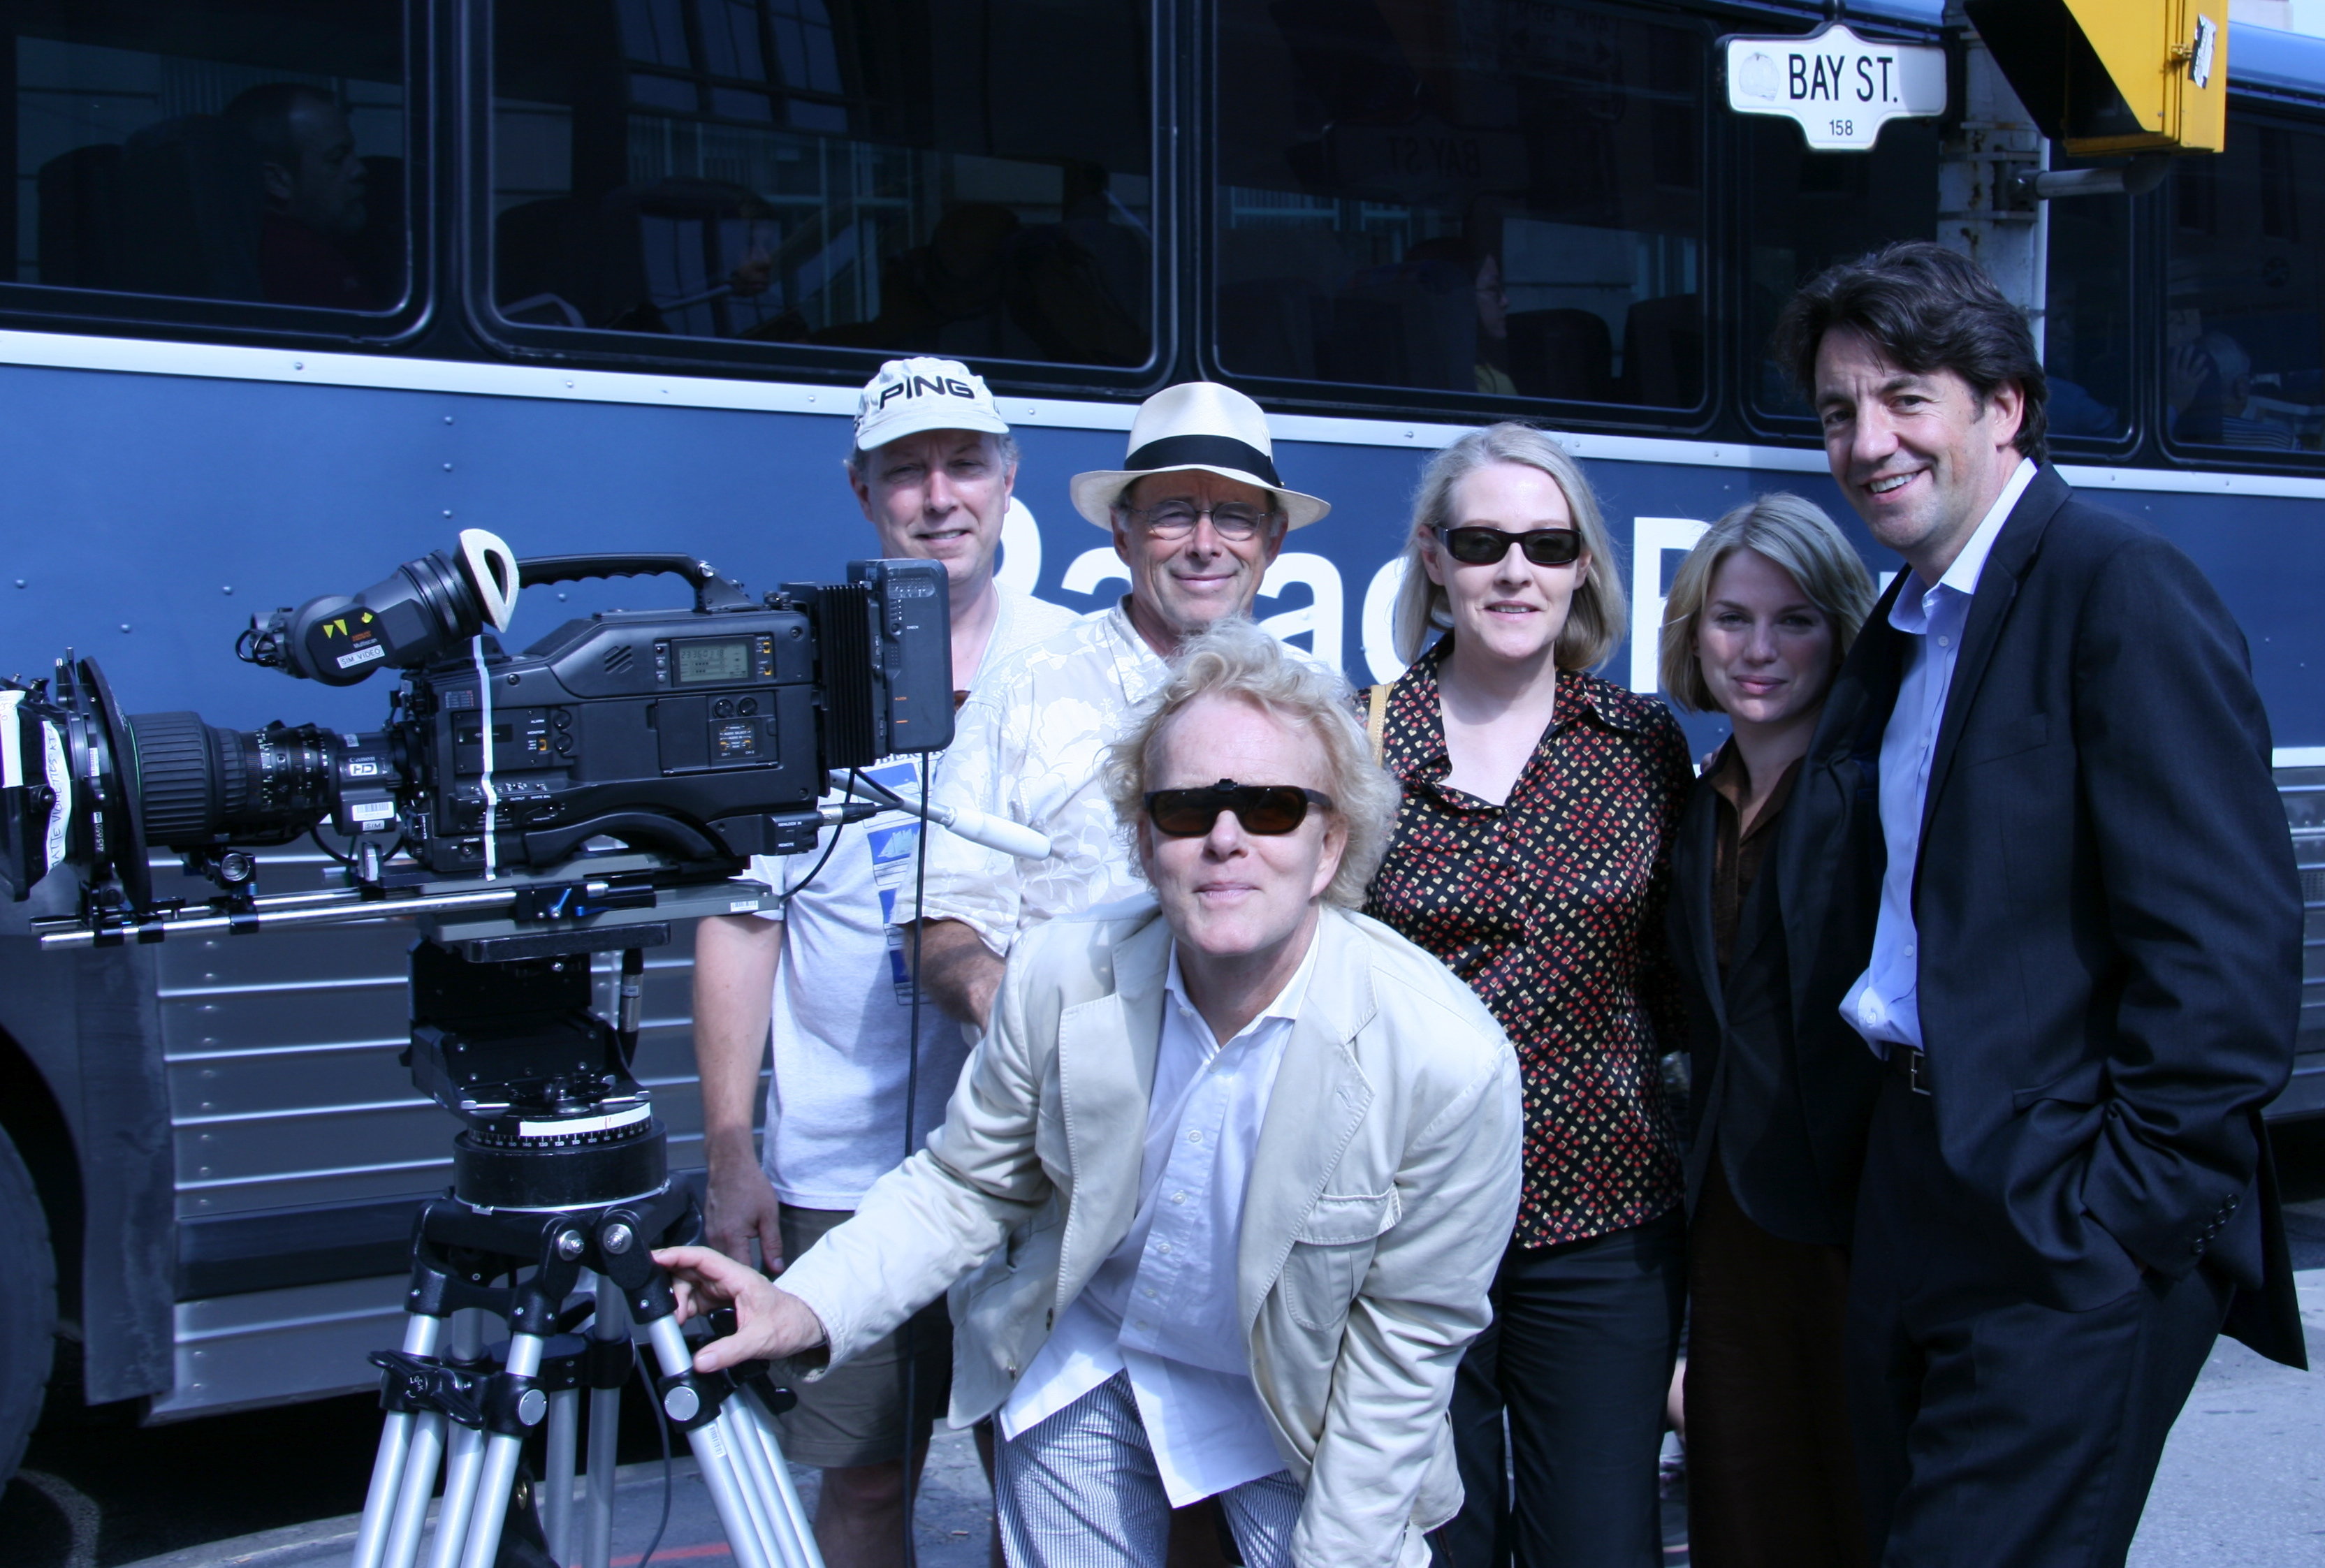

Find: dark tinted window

[8,1,407,313]
[1742,117,1937,420]
[1217,1,1707,409]
[2165,110,2325,456]
[490,0,1153,368]
[2041,155,2132,441]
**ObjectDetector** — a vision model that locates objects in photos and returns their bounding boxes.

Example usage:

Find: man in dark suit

[1771,242,2306,1567]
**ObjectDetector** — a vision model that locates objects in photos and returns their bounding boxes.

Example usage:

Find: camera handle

[517,554,757,614]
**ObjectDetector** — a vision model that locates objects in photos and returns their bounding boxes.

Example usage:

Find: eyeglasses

[1144,779,1334,837]
[1124,501,1277,541]
[1434,525,1584,568]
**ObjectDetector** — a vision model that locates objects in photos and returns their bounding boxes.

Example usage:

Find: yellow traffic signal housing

[1964,0,2227,154]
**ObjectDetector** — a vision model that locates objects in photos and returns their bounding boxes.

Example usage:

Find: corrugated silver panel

[148,853,724,1413]
[152,1275,409,1419]
[156,856,707,1218]
[2278,768,2325,1062]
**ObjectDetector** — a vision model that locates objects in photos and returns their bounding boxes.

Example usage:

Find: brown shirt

[1705,746,1804,976]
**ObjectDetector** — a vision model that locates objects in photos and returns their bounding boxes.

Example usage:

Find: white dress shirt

[1842,457,2038,1055]
[998,930,1320,1504]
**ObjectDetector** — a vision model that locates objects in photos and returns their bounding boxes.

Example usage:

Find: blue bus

[0,0,2320,1474]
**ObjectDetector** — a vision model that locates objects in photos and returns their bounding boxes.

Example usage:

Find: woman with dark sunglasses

[1360,423,1693,1567]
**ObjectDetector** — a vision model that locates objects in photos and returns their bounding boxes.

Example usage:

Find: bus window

[9,2,409,318]
[489,0,1154,369]
[2166,111,2325,457]
[1742,117,1937,423]
[2039,154,2133,442]
[1216,0,1707,411]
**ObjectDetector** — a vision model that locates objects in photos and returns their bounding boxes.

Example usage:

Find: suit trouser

[1847,1075,2230,1568]
[1434,1207,1686,1568]
[1685,1158,1865,1568]
[993,1370,1304,1568]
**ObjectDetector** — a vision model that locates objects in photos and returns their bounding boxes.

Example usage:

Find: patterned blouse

[1362,644,1693,1249]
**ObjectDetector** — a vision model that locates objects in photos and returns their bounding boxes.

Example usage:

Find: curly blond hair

[1103,620,1398,907]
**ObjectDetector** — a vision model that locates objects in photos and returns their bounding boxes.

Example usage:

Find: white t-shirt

[748,586,1082,1210]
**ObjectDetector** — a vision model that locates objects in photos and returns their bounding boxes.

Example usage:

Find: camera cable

[897,753,933,1568]
[307,824,356,867]
[778,768,859,907]
[631,1338,675,1568]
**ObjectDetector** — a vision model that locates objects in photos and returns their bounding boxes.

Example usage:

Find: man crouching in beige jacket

[656,620,1522,1568]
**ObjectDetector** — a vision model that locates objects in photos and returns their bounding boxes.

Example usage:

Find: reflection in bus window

[12,3,407,312]
[2041,158,2130,440]
[490,0,1153,368]
[1216,0,1706,408]
[1742,117,1936,421]
[2168,114,2325,455]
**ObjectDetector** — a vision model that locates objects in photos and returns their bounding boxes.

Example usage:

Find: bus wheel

[0,1124,56,1483]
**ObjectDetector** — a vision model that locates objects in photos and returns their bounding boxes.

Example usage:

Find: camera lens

[128,712,342,848]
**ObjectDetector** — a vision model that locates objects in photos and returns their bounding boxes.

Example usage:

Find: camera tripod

[346,1186,824,1568]
[345,931,829,1568]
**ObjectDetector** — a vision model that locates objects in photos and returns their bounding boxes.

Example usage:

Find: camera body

[380,562,951,876]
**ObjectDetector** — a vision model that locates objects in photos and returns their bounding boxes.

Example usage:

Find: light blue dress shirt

[1842,458,2038,1055]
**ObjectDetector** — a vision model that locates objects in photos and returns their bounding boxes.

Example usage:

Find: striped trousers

[994,1371,1305,1567]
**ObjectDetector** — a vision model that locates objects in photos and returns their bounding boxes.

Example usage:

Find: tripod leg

[583,1275,626,1568]
[542,1386,578,1565]
[381,1412,448,1568]
[730,1385,827,1568]
[739,1384,832,1568]
[353,1312,446,1568]
[455,1331,548,1568]
[641,1315,778,1568]
[423,1311,494,1568]
[708,1401,787,1568]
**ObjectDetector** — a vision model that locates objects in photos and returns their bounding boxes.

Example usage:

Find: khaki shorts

[775,1204,952,1469]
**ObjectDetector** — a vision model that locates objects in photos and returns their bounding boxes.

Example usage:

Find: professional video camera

[0,529,1040,1205]
[2,529,959,909]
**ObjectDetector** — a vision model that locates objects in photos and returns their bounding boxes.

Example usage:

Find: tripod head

[401,878,764,1214]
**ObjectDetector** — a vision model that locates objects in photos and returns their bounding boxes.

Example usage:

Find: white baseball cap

[853,357,1010,452]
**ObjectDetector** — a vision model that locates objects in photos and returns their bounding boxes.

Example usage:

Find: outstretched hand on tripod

[653,1244,829,1372]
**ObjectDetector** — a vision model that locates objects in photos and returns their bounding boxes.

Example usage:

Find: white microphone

[834,774,1051,861]
[926,800,1051,862]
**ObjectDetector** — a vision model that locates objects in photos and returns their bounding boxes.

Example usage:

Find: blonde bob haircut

[1657,492,1877,714]
[1103,618,1399,909]
[1391,422,1626,669]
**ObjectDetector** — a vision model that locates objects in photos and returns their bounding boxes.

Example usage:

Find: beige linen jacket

[777,900,1522,1568]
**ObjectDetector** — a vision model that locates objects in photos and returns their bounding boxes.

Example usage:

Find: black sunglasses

[1144,779,1335,837]
[1434,525,1584,568]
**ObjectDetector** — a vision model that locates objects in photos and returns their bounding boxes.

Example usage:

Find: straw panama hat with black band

[1067,381,1331,531]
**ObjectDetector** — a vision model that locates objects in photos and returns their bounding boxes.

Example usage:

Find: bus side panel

[0,937,174,1407]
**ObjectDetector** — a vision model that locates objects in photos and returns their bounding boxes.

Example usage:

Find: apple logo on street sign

[1723,22,1947,152]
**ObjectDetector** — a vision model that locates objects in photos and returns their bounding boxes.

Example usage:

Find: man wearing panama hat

[901,380,1331,1033]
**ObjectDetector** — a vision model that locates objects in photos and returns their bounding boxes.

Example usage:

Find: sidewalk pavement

[118,1272,2325,1568]
[114,1417,996,1568]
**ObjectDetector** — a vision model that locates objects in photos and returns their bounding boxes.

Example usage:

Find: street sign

[1723,22,1948,152]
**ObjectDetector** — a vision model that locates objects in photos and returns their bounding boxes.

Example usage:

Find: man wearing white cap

[903,381,1330,1030]
[690,358,1077,1568]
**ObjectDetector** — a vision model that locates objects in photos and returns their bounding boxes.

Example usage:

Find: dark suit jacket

[1816,464,2306,1366]
[1670,738,1886,1247]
